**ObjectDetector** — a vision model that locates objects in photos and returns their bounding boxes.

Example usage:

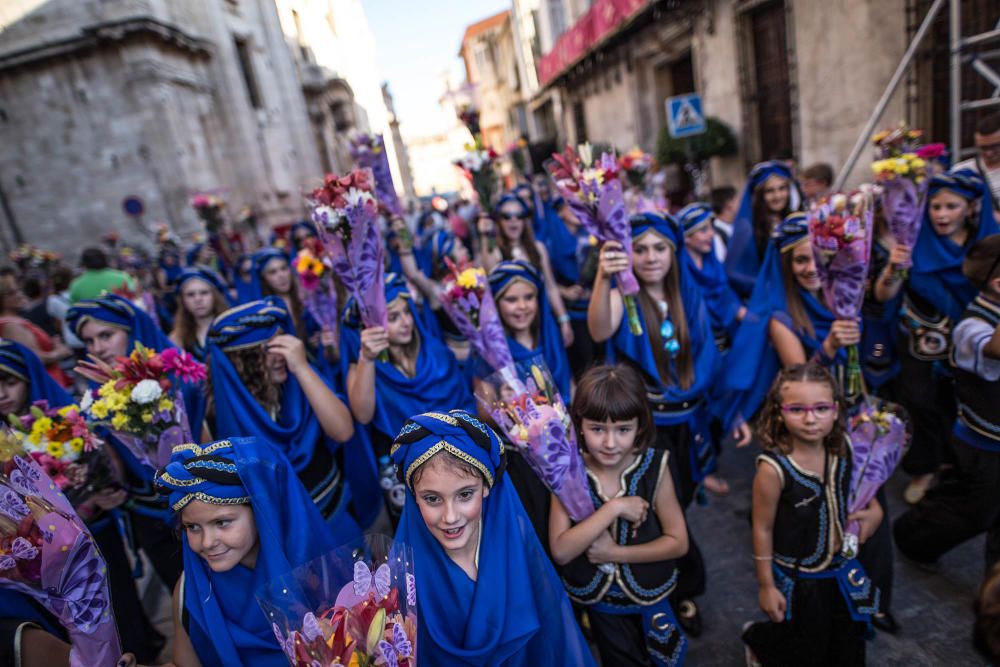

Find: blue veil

[0,339,73,408]
[607,214,720,419]
[391,410,596,667]
[245,248,291,304]
[483,260,572,399]
[340,273,473,439]
[718,214,838,428]
[417,229,455,279]
[724,161,801,298]
[234,254,257,304]
[174,267,234,307]
[678,202,743,338]
[155,436,343,667]
[206,298,378,528]
[909,169,999,321]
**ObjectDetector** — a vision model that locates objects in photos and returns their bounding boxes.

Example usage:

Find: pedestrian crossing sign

[666,94,706,139]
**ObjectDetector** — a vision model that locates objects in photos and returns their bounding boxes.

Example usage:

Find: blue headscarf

[174,267,233,306]
[185,243,205,268]
[159,246,183,284]
[391,411,595,667]
[909,169,999,321]
[679,202,744,338]
[234,255,257,304]
[0,339,73,409]
[340,274,474,440]
[485,260,572,399]
[607,213,720,416]
[545,197,590,284]
[155,437,342,667]
[66,294,207,482]
[244,248,291,303]
[719,213,837,428]
[418,229,456,278]
[725,161,801,298]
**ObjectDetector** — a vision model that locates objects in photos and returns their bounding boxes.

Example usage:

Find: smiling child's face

[412,454,488,559]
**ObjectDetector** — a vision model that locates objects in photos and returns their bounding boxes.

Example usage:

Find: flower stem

[623,294,643,336]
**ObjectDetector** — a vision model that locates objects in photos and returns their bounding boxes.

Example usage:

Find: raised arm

[587,241,627,343]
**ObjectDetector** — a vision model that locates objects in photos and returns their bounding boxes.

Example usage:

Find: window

[547,0,566,42]
[234,37,262,109]
[749,2,793,160]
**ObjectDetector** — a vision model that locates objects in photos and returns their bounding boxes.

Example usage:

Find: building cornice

[0,17,212,74]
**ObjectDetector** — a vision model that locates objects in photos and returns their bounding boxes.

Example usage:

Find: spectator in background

[0,267,16,293]
[46,265,85,354]
[709,186,738,261]
[0,284,72,386]
[953,112,1000,214]
[68,247,135,303]
[19,277,56,336]
[801,162,834,205]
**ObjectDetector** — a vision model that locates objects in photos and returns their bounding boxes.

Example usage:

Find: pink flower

[916,143,946,160]
[161,348,207,383]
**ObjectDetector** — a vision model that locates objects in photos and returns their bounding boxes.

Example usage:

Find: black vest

[757,445,851,573]
[560,448,678,606]
[951,295,1000,447]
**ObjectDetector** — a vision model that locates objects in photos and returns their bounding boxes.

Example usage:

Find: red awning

[537,0,649,86]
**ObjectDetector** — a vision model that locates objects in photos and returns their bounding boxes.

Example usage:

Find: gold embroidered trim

[423,412,458,426]
[0,362,27,382]
[404,440,494,489]
[682,219,711,235]
[157,471,203,488]
[171,440,232,457]
[780,236,809,254]
[172,491,251,512]
[494,276,537,298]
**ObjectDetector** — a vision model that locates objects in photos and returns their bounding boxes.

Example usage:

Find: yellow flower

[158,397,174,413]
[901,153,917,161]
[32,417,53,435]
[456,268,483,290]
[105,392,128,411]
[90,399,109,420]
[68,438,84,454]
[46,440,65,459]
[111,413,128,430]
[911,158,926,169]
[98,381,117,398]
[57,406,75,417]
[141,413,153,424]
[311,262,324,276]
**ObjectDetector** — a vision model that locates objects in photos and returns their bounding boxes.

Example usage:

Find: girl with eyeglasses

[479,194,574,347]
[743,363,882,667]
[589,212,739,638]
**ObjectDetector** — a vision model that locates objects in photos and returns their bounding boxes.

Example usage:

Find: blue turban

[0,339,72,408]
[174,267,233,306]
[391,410,594,666]
[66,293,174,355]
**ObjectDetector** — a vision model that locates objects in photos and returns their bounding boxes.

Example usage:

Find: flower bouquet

[349,133,404,218]
[293,239,340,354]
[476,357,596,523]
[190,194,226,235]
[808,193,873,396]
[75,344,205,469]
[547,144,643,335]
[0,450,122,666]
[618,148,653,189]
[871,125,942,277]
[454,105,500,217]
[6,401,116,509]
[842,399,910,558]
[257,534,417,667]
[310,169,388,362]
[438,261,513,373]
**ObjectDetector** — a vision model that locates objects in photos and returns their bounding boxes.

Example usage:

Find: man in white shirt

[953,112,1000,216]
[709,186,738,262]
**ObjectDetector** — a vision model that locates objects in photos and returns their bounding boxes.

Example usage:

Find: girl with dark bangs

[169,268,232,362]
[744,363,882,667]
[550,364,689,667]
[588,212,741,637]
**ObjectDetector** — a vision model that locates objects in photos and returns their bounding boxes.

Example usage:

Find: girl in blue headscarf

[67,293,207,590]
[250,248,311,340]
[205,297,372,537]
[391,409,597,667]
[344,273,473,516]
[589,213,735,635]
[477,260,573,400]
[234,254,257,304]
[150,436,344,667]
[0,339,167,661]
[720,214,864,431]
[480,194,574,347]
[169,268,233,362]
[872,169,999,503]
[725,161,802,298]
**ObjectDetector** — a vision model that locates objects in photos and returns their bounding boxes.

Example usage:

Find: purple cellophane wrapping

[439,278,513,372]
[881,177,928,267]
[1,455,121,666]
[349,134,404,218]
[808,207,873,321]
[109,394,192,470]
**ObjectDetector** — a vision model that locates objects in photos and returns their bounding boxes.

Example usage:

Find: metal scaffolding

[834,0,1000,191]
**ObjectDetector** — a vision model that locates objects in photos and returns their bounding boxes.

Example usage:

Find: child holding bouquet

[894,234,1000,567]
[391,409,595,666]
[549,364,689,667]
[873,170,998,503]
[743,363,883,667]
[143,436,342,667]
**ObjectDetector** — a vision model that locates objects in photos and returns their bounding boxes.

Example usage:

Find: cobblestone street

[685,442,985,666]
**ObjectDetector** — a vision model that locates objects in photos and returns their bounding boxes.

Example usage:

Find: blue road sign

[666,94,706,139]
[122,196,144,217]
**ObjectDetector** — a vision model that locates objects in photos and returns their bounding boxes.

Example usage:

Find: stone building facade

[0,0,409,257]
[523,0,994,190]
